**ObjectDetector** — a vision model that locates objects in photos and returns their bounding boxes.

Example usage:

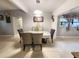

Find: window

[71,18,79,28]
[59,17,68,27]
[59,16,79,30]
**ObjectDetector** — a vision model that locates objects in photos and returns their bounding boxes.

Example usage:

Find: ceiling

[0,0,18,10]
[0,0,67,13]
[21,0,67,13]
[68,7,79,14]
[63,6,79,15]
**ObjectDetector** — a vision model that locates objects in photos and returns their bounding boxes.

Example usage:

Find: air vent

[36,0,40,3]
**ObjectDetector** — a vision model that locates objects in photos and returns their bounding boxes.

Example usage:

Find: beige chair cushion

[32,33,43,44]
[21,33,32,44]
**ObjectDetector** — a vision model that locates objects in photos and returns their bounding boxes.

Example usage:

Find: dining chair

[17,29,23,43]
[32,33,43,50]
[17,29,23,38]
[21,33,32,51]
[50,29,55,43]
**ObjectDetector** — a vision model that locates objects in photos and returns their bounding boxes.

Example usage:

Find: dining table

[23,31,50,38]
[23,31,50,44]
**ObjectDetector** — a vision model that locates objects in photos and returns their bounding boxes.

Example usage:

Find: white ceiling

[69,7,79,13]
[0,0,18,10]
[0,0,68,13]
[63,6,79,15]
[21,0,67,13]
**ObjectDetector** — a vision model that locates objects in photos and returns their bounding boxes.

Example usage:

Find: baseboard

[0,35,13,36]
[0,34,18,37]
[57,36,79,39]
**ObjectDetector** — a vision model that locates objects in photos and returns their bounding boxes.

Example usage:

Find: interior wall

[23,12,53,32]
[0,10,24,35]
[10,10,24,35]
[0,11,13,35]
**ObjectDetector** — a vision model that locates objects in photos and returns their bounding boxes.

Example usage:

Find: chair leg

[51,39,53,43]
[32,45,35,51]
[20,40,21,43]
[40,44,42,50]
[23,44,25,51]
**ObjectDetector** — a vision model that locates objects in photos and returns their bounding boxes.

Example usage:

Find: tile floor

[0,35,77,58]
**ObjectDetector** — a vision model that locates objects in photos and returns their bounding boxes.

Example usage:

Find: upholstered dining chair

[17,29,23,38]
[50,29,55,43]
[32,33,43,50]
[17,29,23,43]
[21,33,32,51]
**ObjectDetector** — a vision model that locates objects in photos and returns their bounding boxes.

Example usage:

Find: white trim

[57,36,79,39]
[0,34,18,37]
[0,35,13,37]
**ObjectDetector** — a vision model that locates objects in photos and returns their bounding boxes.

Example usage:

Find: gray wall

[0,11,13,35]
[23,12,53,32]
[0,10,24,35]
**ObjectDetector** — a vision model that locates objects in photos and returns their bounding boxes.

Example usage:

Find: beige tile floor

[0,35,74,58]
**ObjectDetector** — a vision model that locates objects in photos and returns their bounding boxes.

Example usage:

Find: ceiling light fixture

[36,0,40,3]
[34,10,42,15]
[34,0,42,16]
[33,0,44,22]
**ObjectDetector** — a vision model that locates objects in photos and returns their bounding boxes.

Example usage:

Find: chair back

[21,33,32,44]
[17,29,23,33]
[17,29,23,38]
[50,29,55,39]
[32,33,43,44]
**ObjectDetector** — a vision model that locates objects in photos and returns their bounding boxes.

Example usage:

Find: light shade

[34,10,42,16]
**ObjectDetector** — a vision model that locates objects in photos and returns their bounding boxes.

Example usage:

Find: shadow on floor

[31,50,44,58]
[42,41,55,47]
[13,41,21,49]
[9,47,31,58]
